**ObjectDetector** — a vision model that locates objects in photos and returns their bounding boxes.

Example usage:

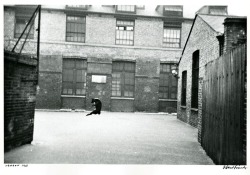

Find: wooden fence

[201,44,246,165]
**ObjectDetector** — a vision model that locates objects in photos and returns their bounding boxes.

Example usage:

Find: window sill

[61,95,86,98]
[111,97,135,100]
[191,108,198,112]
[159,99,177,102]
[180,106,186,109]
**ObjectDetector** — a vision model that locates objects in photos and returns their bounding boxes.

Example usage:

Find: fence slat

[201,44,246,164]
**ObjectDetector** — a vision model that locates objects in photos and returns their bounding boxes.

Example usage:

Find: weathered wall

[4,51,38,152]
[4,7,192,112]
[177,15,220,132]
[35,55,62,109]
[223,18,247,53]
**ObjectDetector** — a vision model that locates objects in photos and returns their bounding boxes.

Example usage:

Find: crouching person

[86,98,102,116]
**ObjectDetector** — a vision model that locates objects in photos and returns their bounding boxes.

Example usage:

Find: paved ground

[4,111,214,164]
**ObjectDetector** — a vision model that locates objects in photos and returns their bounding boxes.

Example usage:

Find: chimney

[223,17,247,53]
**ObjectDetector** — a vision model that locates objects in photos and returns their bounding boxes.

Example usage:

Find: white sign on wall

[92,75,107,83]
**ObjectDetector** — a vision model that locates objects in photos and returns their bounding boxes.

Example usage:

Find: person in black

[86,98,102,116]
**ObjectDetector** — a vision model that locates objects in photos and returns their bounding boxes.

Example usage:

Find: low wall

[4,51,38,152]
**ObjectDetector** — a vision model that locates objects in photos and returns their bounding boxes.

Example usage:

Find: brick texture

[177,15,220,132]
[223,18,247,53]
[4,51,38,152]
[4,7,192,112]
[134,18,163,47]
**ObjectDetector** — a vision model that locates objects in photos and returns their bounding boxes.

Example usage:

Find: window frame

[163,5,183,17]
[163,23,181,48]
[66,15,86,43]
[112,61,135,98]
[115,19,135,46]
[62,58,87,96]
[116,5,136,13]
[191,50,200,109]
[66,5,90,10]
[136,5,145,9]
[159,63,178,100]
[209,6,227,15]
[14,14,35,39]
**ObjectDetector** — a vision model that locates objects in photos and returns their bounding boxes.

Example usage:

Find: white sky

[2,0,249,18]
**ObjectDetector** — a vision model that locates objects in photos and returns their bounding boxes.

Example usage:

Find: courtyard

[4,111,214,164]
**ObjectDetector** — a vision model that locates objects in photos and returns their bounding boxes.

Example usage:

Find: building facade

[177,6,246,140]
[4,5,192,112]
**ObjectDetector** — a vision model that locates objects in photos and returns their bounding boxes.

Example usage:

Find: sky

[2,0,249,18]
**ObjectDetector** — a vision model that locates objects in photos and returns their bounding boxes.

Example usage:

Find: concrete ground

[4,111,214,164]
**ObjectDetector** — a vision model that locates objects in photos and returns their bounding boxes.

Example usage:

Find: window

[181,71,187,106]
[116,20,134,46]
[112,62,135,97]
[191,50,199,108]
[209,7,227,15]
[159,64,178,99]
[62,59,87,96]
[163,23,181,48]
[136,5,145,9]
[163,6,183,17]
[217,35,224,56]
[15,15,34,39]
[66,16,86,42]
[116,5,136,13]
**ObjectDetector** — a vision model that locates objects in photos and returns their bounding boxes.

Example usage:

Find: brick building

[177,6,246,140]
[4,5,192,112]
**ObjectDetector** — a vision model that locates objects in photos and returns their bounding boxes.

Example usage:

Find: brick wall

[223,18,247,54]
[40,10,66,42]
[86,14,116,45]
[4,7,192,112]
[4,51,38,152]
[134,18,163,47]
[177,15,220,131]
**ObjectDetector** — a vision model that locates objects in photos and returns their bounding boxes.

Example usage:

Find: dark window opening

[112,62,135,97]
[217,35,224,56]
[191,50,199,109]
[181,71,187,106]
[159,64,178,99]
[62,58,87,96]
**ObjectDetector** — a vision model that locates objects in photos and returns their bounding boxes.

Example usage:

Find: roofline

[5,5,194,21]
[177,14,228,65]
[198,15,222,34]
[177,14,198,66]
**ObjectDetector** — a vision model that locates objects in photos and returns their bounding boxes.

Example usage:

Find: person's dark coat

[86,98,102,116]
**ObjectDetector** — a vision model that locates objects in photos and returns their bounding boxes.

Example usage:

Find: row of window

[14,14,181,48]
[181,50,199,109]
[66,5,182,15]
[62,59,178,100]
